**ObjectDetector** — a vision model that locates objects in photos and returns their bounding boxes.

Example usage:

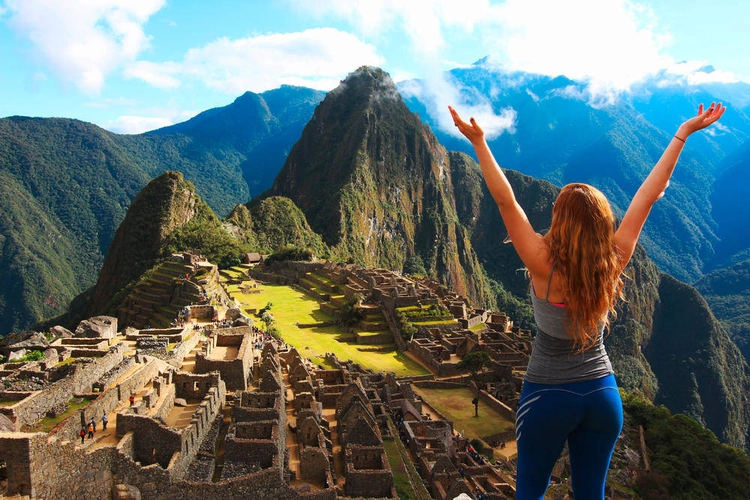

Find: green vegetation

[231,196,329,257]
[264,245,315,263]
[12,350,45,363]
[24,397,91,433]
[163,201,250,269]
[337,295,364,327]
[395,310,418,341]
[696,259,750,363]
[622,392,750,499]
[383,418,432,500]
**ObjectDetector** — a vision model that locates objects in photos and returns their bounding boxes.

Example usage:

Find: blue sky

[1,0,747,134]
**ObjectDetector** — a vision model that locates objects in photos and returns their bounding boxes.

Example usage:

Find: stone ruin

[1,257,535,499]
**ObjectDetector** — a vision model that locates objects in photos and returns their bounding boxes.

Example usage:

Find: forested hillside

[0,87,323,335]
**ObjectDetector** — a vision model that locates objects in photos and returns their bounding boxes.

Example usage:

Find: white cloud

[293,0,742,121]
[664,61,740,85]
[126,28,384,94]
[489,0,672,95]
[104,108,197,134]
[124,60,182,89]
[3,0,165,94]
[289,0,516,136]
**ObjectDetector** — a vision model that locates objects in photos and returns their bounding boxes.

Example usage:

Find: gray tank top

[524,272,614,384]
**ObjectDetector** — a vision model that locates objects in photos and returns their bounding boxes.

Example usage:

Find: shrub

[265,245,314,263]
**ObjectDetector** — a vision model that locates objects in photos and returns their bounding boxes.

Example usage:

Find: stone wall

[117,374,226,480]
[194,330,252,391]
[408,339,462,377]
[299,446,330,483]
[168,331,203,364]
[344,445,394,498]
[1,344,127,430]
[186,304,217,320]
[478,387,516,421]
[2,402,341,500]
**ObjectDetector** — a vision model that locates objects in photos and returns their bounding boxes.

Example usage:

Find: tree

[338,293,365,327]
[457,351,492,417]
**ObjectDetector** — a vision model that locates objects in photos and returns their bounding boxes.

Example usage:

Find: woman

[448,103,725,499]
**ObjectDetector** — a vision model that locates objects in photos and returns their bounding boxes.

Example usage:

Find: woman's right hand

[678,102,726,138]
[449,105,485,145]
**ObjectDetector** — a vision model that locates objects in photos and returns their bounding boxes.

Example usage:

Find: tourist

[87,421,94,439]
[90,417,96,433]
[449,103,725,499]
[80,427,86,444]
[129,393,135,407]
[102,413,108,430]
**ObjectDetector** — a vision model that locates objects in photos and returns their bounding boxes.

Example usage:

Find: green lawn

[228,282,429,377]
[412,386,514,442]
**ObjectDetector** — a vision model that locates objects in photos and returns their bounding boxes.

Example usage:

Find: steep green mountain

[85,170,247,319]
[0,86,323,335]
[226,196,329,256]
[148,85,325,201]
[79,171,249,327]
[646,274,750,450]
[399,61,750,282]
[0,117,153,335]
[265,66,494,306]
[696,259,750,363]
[622,391,750,499]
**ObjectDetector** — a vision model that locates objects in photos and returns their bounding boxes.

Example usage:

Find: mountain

[0,117,153,335]
[148,85,325,201]
[646,274,750,449]
[0,87,323,336]
[398,61,750,283]
[264,66,494,306]
[226,196,329,256]
[695,259,750,364]
[710,138,750,266]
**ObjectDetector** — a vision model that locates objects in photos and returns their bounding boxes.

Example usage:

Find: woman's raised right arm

[614,103,726,267]
[449,106,548,275]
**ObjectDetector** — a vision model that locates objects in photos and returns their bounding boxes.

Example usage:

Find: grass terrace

[226,280,429,377]
[412,386,514,446]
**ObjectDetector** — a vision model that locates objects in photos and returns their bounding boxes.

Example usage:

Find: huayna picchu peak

[268,66,494,307]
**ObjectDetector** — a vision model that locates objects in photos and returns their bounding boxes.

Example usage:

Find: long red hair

[544,183,624,351]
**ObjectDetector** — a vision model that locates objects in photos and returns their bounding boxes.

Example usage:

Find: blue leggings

[515,374,623,500]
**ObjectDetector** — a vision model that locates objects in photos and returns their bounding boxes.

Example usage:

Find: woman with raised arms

[448,102,725,500]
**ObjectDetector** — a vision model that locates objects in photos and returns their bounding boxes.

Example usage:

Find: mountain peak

[329,66,400,102]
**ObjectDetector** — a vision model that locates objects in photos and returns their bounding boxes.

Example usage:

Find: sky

[0,0,747,135]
